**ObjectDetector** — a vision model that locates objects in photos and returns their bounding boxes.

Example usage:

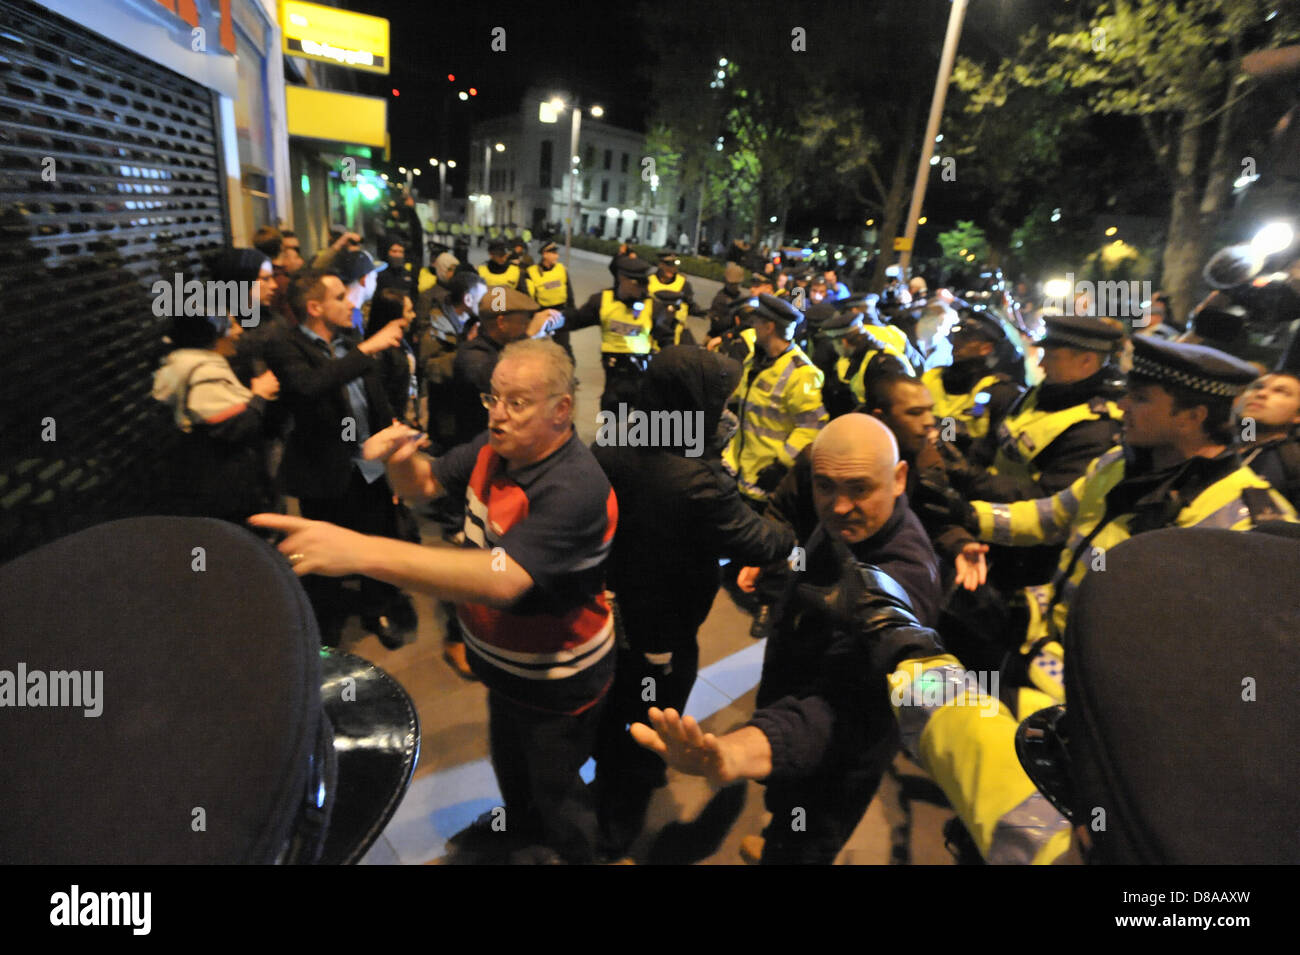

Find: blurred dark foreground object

[0,516,418,864]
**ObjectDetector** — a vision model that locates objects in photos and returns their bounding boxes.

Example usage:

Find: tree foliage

[950,0,1300,317]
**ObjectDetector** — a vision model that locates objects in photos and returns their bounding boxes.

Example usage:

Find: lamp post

[546,98,602,270]
[480,142,504,230]
[897,0,969,278]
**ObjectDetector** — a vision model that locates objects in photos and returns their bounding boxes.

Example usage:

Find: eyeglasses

[480,392,565,415]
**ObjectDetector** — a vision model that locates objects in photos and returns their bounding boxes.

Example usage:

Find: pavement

[332,246,961,865]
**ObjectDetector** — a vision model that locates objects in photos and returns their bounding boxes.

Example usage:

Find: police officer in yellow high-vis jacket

[918,314,1128,591]
[960,314,1126,498]
[566,255,671,412]
[922,311,1023,455]
[889,524,1299,864]
[723,294,828,504]
[933,337,1295,719]
[647,250,704,347]
[477,239,526,293]
[525,241,575,357]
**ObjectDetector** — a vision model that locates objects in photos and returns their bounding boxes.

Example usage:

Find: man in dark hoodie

[590,346,797,859]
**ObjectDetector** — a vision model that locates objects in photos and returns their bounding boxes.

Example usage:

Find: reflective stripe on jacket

[725,343,827,499]
[889,654,1073,864]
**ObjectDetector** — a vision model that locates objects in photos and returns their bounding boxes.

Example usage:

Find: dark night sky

[342,0,653,187]
[336,0,1107,235]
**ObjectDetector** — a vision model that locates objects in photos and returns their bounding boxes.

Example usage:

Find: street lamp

[481,142,506,231]
[548,97,604,268]
[898,0,969,277]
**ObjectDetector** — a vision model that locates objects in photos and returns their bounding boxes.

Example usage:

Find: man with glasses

[251,338,618,864]
[450,287,559,449]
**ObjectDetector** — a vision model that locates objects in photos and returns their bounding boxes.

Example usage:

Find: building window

[509,170,515,191]
[581,213,589,233]
[621,152,630,173]
[600,179,609,202]
[678,195,686,214]
[584,145,595,168]
[539,140,553,189]
[582,177,592,199]
[618,182,627,204]
[603,149,612,170]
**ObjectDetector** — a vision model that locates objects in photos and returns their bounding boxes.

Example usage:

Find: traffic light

[392,88,400,96]
[447,73,455,82]
[469,87,477,96]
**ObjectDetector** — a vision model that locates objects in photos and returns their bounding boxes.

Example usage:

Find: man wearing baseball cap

[330,248,388,335]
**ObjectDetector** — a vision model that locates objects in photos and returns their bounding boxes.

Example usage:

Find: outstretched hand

[630,707,732,788]
[954,541,989,591]
[246,514,374,577]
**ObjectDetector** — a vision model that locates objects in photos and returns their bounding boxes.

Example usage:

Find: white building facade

[467,87,698,246]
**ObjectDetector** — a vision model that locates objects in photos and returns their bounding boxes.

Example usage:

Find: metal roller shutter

[0,0,229,563]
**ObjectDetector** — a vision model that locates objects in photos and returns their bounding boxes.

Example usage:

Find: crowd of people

[152,221,1300,864]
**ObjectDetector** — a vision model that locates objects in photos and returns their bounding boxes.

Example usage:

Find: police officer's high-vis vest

[525,263,569,308]
[989,387,1121,486]
[725,343,828,500]
[599,289,655,355]
[836,335,916,406]
[478,263,521,289]
[923,367,1003,439]
[972,447,1296,704]
[648,271,688,345]
[889,652,1073,864]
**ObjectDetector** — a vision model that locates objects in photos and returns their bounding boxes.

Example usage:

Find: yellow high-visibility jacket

[889,654,1073,864]
[525,262,569,308]
[725,343,827,501]
[972,446,1295,708]
[478,262,521,289]
[923,367,1004,440]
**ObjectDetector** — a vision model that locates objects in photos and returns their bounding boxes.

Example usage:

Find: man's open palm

[630,707,731,787]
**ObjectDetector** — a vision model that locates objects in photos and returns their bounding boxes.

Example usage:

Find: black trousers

[760,731,898,865]
[487,689,606,864]
[600,353,648,413]
[593,600,706,853]
[297,466,403,644]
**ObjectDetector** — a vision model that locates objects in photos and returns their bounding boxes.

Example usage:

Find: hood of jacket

[637,345,742,456]
[152,348,244,432]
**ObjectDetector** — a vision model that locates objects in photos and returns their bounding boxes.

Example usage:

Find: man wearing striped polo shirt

[251,338,617,864]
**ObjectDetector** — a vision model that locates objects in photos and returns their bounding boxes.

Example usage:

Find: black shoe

[387,596,418,634]
[750,604,776,640]
[362,614,406,651]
